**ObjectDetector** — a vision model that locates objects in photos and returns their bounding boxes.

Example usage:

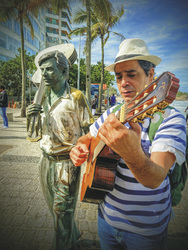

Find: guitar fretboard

[92,140,106,163]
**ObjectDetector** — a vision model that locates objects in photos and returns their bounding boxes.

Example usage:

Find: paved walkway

[0,108,188,250]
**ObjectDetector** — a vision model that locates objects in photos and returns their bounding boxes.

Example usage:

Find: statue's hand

[27,103,42,116]
[26,103,42,142]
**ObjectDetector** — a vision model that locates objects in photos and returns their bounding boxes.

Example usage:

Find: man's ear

[149,67,155,83]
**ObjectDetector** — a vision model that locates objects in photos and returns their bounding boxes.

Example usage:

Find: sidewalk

[0,108,188,250]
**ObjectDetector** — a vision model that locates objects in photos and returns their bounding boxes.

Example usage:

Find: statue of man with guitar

[70,39,187,250]
[26,44,93,250]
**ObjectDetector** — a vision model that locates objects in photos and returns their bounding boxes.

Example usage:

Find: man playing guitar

[70,38,186,250]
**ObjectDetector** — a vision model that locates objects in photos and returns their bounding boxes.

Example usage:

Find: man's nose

[121,75,130,86]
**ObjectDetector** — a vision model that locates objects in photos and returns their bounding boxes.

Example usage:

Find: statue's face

[40,58,63,87]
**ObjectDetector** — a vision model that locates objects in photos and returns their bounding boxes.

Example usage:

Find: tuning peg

[146,113,153,118]
[143,104,148,109]
[142,119,150,128]
[151,113,160,124]
[162,108,171,118]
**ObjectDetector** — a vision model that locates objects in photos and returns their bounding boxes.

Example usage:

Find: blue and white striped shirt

[90,106,186,236]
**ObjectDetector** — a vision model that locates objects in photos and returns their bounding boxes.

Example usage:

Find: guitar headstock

[117,71,180,124]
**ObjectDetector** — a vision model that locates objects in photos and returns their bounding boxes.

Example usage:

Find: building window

[47,8,57,15]
[61,12,67,18]
[41,7,45,16]
[0,54,11,61]
[33,20,40,35]
[41,33,44,41]
[7,36,20,53]
[46,17,50,23]
[13,19,20,35]
[25,46,36,56]
[0,18,12,29]
[41,19,44,27]
[0,31,6,49]
[52,19,58,25]
[27,29,32,44]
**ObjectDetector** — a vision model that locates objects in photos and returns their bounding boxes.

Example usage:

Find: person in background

[91,94,98,115]
[69,38,186,250]
[109,95,111,106]
[110,93,116,106]
[184,106,188,123]
[0,85,8,128]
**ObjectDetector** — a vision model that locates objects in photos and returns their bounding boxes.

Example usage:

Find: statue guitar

[81,71,180,204]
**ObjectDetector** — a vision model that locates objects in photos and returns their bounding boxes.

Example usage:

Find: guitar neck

[92,140,106,163]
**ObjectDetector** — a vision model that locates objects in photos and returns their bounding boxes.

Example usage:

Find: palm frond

[51,0,70,12]
[108,5,124,28]
[70,26,87,36]
[73,9,87,24]
[110,31,125,42]
[24,12,35,39]
[91,0,115,23]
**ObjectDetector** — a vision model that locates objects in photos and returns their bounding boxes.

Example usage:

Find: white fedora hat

[105,38,161,72]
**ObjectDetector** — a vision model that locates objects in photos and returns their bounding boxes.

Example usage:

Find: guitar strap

[111,103,124,114]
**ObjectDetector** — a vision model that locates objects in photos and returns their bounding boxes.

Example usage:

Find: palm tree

[85,0,91,104]
[0,0,49,117]
[71,0,125,111]
[73,0,92,104]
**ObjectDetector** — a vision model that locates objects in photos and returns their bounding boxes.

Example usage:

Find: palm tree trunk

[85,0,91,105]
[59,9,62,44]
[20,17,26,117]
[98,35,104,113]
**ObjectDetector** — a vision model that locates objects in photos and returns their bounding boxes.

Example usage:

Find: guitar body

[81,137,120,203]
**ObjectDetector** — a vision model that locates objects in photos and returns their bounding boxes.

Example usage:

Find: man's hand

[70,144,89,166]
[98,113,142,163]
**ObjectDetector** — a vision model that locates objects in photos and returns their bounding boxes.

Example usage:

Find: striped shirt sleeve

[150,108,186,165]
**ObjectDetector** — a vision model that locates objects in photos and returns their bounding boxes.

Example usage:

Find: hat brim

[32,44,77,84]
[105,55,161,72]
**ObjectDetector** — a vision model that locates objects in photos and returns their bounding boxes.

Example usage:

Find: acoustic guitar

[81,71,180,203]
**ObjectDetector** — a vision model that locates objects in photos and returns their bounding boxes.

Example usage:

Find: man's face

[40,58,62,87]
[115,60,154,102]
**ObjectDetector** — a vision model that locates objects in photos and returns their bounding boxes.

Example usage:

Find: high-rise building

[46,7,71,46]
[0,6,72,62]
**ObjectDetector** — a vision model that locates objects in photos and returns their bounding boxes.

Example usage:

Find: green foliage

[69,58,86,91]
[176,91,188,100]
[69,59,115,91]
[0,49,36,99]
[70,0,125,110]
[91,61,115,86]
[108,87,117,96]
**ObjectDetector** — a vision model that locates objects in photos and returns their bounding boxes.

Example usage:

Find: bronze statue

[27,44,94,250]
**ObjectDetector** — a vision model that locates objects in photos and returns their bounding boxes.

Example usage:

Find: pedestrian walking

[185,106,188,123]
[0,85,8,128]
[91,94,98,115]
[110,93,116,106]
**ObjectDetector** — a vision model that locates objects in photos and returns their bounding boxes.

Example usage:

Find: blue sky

[70,0,188,93]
